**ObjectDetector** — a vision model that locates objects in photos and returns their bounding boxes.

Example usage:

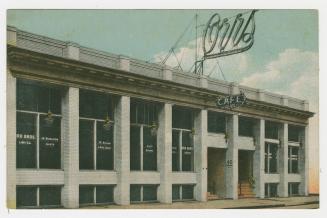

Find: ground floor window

[79,119,114,170]
[265,142,278,173]
[79,185,114,206]
[264,183,278,198]
[288,182,300,196]
[130,125,157,171]
[16,185,61,208]
[172,184,194,201]
[288,146,299,174]
[172,129,194,171]
[130,184,158,203]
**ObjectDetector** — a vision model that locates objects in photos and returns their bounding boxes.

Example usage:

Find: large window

[288,146,299,174]
[16,80,61,169]
[79,90,115,170]
[239,117,255,137]
[79,185,114,206]
[264,143,278,173]
[207,111,226,133]
[265,121,279,139]
[172,107,194,172]
[16,186,61,208]
[130,100,158,171]
[172,184,194,201]
[130,184,158,203]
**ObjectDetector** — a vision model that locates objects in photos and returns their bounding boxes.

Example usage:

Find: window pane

[79,120,94,169]
[239,117,254,137]
[79,186,94,205]
[172,130,180,171]
[130,126,141,170]
[264,183,269,197]
[270,184,278,197]
[143,127,157,171]
[79,90,94,118]
[16,186,37,208]
[16,112,37,168]
[208,112,226,133]
[96,121,114,170]
[143,185,157,201]
[289,126,301,142]
[37,86,61,114]
[79,90,113,120]
[270,144,278,173]
[264,143,268,173]
[130,185,141,202]
[96,186,114,204]
[172,107,192,130]
[130,101,137,123]
[265,122,279,139]
[39,115,61,169]
[182,131,193,171]
[39,186,61,206]
[172,185,180,200]
[17,80,38,111]
[182,185,194,200]
[291,147,299,173]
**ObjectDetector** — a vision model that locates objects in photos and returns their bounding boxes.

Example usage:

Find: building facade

[6,26,314,208]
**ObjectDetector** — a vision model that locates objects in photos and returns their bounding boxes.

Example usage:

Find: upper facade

[7,26,313,125]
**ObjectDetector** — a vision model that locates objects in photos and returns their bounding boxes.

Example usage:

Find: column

[299,126,309,196]
[225,114,238,199]
[278,123,288,197]
[158,103,172,203]
[114,96,130,205]
[61,87,79,208]
[253,119,265,198]
[7,70,16,208]
[194,109,208,201]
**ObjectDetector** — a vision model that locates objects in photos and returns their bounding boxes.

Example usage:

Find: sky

[7,9,319,193]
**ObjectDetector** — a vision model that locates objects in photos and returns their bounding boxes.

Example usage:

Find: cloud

[240,48,318,109]
[153,37,251,80]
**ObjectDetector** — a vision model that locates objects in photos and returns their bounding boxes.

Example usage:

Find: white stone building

[6,26,314,208]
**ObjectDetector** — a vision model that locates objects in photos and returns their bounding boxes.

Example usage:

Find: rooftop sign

[202,10,258,60]
[216,92,247,109]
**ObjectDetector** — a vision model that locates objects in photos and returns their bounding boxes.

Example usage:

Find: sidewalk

[84,195,319,209]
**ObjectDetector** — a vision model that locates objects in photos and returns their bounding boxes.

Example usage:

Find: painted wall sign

[216,92,247,109]
[202,10,258,60]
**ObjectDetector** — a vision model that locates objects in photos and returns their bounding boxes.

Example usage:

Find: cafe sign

[216,92,247,109]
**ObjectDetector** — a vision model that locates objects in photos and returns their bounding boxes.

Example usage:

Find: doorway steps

[207,192,220,200]
[238,183,255,198]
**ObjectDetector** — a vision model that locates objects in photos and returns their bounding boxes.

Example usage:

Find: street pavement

[83,195,319,209]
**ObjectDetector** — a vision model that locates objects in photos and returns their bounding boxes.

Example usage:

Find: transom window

[172,106,194,172]
[239,117,255,137]
[288,125,302,142]
[130,100,158,171]
[264,142,278,173]
[207,111,226,134]
[16,79,61,169]
[79,89,115,170]
[265,121,280,140]
[288,146,299,174]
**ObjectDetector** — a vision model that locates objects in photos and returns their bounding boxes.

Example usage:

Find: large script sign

[203,10,258,59]
[216,92,247,109]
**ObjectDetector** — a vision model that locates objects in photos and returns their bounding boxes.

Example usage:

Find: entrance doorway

[238,150,255,198]
[207,148,226,200]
